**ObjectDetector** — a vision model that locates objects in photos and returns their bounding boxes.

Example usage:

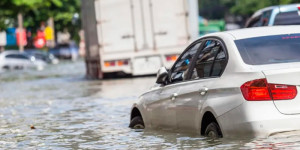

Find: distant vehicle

[49,42,78,61]
[130,26,300,138]
[245,3,300,28]
[82,0,199,78]
[0,51,46,71]
[25,50,59,64]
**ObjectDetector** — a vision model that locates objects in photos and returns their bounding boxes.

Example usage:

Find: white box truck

[82,0,199,78]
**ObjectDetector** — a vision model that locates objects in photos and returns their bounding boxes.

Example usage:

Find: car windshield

[235,33,300,65]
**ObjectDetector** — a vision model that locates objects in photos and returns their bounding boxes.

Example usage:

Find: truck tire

[129,116,145,129]
[204,122,222,138]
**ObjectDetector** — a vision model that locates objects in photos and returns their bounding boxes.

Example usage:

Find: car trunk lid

[263,68,300,114]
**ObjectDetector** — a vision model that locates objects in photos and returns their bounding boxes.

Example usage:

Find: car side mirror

[156,67,169,85]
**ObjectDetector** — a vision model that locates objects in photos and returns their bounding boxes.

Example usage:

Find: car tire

[204,122,222,138]
[129,116,145,129]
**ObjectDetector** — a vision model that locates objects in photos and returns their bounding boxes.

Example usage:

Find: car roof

[252,3,300,18]
[278,3,300,12]
[251,6,278,18]
[0,51,30,57]
[203,25,300,40]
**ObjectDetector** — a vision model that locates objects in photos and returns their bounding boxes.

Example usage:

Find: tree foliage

[0,0,80,32]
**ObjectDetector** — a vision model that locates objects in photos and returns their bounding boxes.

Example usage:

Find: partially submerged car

[129,26,300,138]
[245,3,300,27]
[25,50,59,64]
[0,51,47,71]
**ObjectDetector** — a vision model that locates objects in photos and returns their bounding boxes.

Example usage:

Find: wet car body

[130,26,300,138]
[0,51,46,71]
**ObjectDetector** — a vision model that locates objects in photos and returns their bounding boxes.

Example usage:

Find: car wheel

[129,116,145,129]
[204,122,222,138]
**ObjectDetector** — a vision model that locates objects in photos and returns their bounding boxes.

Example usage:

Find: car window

[170,42,202,83]
[247,15,262,27]
[6,54,28,60]
[274,11,300,25]
[261,10,272,26]
[190,40,226,80]
[235,33,300,65]
[211,47,226,77]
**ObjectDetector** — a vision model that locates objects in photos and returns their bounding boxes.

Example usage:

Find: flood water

[1,60,300,149]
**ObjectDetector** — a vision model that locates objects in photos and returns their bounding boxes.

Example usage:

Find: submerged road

[0,60,299,149]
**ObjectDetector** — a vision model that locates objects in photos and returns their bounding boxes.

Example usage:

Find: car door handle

[199,87,208,96]
[171,93,178,101]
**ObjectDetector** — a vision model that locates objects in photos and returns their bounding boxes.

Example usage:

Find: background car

[129,26,300,139]
[0,51,47,71]
[245,3,300,27]
[49,41,79,61]
[25,50,59,64]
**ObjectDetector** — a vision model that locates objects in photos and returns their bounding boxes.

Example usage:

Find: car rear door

[174,39,228,131]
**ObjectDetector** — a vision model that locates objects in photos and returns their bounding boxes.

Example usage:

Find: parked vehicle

[129,26,300,138]
[25,50,59,64]
[245,3,300,28]
[49,42,78,61]
[81,0,199,78]
[0,51,47,71]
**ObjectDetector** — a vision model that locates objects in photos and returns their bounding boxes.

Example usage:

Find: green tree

[0,0,80,40]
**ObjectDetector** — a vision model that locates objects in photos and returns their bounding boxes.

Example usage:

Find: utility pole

[18,13,24,52]
[188,0,199,41]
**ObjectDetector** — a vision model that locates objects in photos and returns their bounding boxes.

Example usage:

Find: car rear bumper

[218,100,300,138]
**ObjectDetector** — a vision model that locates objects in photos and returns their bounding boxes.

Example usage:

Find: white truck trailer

[81,0,199,78]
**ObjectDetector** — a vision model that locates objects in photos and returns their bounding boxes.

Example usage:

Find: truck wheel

[204,122,222,138]
[129,116,145,129]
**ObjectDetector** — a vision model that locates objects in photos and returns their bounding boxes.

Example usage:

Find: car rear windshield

[274,11,300,25]
[235,33,300,65]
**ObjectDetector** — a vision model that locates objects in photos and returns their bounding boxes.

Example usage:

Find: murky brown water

[1,60,300,149]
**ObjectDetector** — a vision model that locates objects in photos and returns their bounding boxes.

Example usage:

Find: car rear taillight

[240,78,297,101]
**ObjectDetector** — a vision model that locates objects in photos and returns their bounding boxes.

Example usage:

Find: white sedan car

[0,51,46,71]
[129,26,300,138]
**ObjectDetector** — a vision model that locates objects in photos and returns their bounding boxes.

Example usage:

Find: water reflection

[0,60,300,149]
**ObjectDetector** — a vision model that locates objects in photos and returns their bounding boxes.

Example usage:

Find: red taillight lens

[241,79,271,100]
[240,78,297,101]
[269,84,297,100]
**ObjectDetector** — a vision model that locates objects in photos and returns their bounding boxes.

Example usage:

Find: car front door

[148,41,202,129]
[174,39,228,131]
